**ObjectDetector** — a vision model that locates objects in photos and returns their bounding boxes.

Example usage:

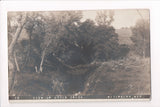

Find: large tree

[50,11,129,67]
[8,12,28,94]
[8,12,27,72]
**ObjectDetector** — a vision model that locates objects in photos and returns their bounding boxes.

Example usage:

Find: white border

[1,1,160,107]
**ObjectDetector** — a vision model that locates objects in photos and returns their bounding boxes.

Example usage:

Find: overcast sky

[82,9,149,29]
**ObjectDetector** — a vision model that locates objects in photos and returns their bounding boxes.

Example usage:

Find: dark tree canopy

[8,11,130,73]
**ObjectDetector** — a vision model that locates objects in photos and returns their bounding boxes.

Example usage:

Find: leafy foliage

[95,10,114,26]
[130,19,150,57]
[9,11,130,72]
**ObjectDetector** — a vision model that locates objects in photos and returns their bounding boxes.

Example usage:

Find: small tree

[130,19,150,57]
[8,12,27,72]
[95,10,114,26]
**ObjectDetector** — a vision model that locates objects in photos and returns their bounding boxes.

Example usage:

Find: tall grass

[83,55,151,95]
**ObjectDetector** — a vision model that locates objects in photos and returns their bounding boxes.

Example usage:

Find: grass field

[9,54,151,97]
[83,55,151,96]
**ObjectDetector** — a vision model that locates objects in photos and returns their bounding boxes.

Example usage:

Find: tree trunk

[8,13,27,94]
[8,13,27,70]
[38,35,54,73]
[8,18,26,55]
[14,52,20,72]
[39,49,46,72]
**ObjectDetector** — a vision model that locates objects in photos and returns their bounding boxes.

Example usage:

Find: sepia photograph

[8,9,151,101]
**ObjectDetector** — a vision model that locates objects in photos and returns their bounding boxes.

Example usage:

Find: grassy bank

[9,55,151,96]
